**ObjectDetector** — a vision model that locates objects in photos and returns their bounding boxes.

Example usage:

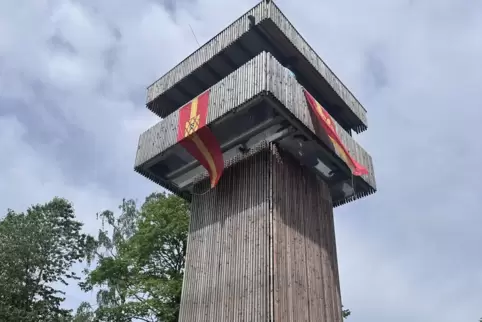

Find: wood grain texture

[266,54,377,191]
[266,1,367,131]
[135,52,375,207]
[136,52,375,193]
[135,52,268,169]
[179,143,343,322]
[145,1,367,132]
[146,2,269,106]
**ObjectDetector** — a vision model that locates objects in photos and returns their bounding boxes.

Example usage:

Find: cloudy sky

[1,0,481,320]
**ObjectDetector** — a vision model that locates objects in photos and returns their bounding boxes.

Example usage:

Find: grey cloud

[363,46,389,91]
[1,0,481,321]
[49,32,77,55]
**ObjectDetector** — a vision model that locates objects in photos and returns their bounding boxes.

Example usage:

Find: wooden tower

[134,1,376,321]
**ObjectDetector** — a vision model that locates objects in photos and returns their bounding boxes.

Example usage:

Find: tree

[81,192,189,322]
[79,191,351,321]
[342,306,351,319]
[0,198,92,322]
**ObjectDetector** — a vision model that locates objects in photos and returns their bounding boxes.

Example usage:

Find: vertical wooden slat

[271,143,343,322]
[241,156,248,321]
[137,53,376,207]
[146,1,269,108]
[265,53,377,198]
[179,143,343,322]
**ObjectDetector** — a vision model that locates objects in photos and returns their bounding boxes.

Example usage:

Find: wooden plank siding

[146,2,270,116]
[135,52,376,206]
[179,143,343,322]
[266,54,377,192]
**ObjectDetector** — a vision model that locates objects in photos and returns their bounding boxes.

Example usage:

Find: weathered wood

[135,52,267,169]
[267,53,377,192]
[135,52,376,206]
[179,143,343,322]
[145,2,367,133]
[146,2,269,106]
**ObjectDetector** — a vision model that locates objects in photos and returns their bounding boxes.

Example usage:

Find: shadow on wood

[180,142,342,322]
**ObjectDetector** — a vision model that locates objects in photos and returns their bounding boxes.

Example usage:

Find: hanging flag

[177,90,224,188]
[303,89,368,176]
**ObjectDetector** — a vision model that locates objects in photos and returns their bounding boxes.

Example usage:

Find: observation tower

[134,1,376,321]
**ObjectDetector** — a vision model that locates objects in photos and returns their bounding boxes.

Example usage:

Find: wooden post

[179,143,342,322]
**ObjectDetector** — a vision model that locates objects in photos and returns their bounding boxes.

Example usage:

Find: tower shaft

[179,143,342,322]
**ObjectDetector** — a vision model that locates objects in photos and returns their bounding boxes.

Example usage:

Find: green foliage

[1,193,351,321]
[0,198,91,322]
[342,306,351,319]
[80,192,189,322]
[71,302,95,322]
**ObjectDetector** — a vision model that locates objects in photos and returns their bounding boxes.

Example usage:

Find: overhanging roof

[146,1,368,133]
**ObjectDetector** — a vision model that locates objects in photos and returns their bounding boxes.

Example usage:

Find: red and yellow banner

[303,89,368,176]
[177,90,224,188]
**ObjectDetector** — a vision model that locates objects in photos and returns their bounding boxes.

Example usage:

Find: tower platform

[135,52,375,207]
[134,2,376,320]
